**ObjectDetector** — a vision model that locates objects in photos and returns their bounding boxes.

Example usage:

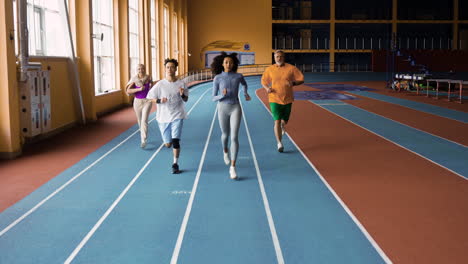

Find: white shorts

[158,119,184,144]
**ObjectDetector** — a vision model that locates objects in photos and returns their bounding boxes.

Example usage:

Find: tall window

[25,0,67,56]
[181,18,184,72]
[150,0,158,79]
[92,0,115,94]
[13,0,18,55]
[163,5,169,60]
[173,12,178,60]
[128,0,139,76]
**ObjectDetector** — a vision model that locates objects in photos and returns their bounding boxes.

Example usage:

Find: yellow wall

[95,91,125,115]
[0,0,21,158]
[72,0,97,121]
[0,0,189,158]
[28,58,78,129]
[117,0,130,105]
[187,0,272,70]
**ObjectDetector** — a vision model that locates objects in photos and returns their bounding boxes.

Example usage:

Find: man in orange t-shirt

[261,50,304,152]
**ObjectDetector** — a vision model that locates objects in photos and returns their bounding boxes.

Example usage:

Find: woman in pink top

[126,64,153,148]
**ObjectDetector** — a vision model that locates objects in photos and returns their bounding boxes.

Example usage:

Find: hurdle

[457,81,468,104]
[425,79,467,103]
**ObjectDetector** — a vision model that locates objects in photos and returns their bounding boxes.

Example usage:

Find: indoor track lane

[256,87,468,264]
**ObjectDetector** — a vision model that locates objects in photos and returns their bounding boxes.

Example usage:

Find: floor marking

[65,87,213,262]
[240,98,285,264]
[336,100,467,148]
[312,101,467,180]
[170,108,218,264]
[254,90,393,264]
[0,87,210,238]
[64,144,165,264]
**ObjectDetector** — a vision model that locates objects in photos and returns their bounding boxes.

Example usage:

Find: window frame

[128,0,140,77]
[163,5,169,60]
[92,0,116,95]
[150,0,158,79]
[173,12,178,59]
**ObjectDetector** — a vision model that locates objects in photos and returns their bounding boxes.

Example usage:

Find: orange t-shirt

[261,63,304,105]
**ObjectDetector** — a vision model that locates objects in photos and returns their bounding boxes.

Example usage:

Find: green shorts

[269,103,292,121]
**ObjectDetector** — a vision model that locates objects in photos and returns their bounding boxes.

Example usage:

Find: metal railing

[179,63,371,84]
[333,63,371,72]
[179,64,271,84]
[397,37,456,50]
[179,69,213,84]
[274,37,330,50]
[273,36,459,50]
[297,63,371,72]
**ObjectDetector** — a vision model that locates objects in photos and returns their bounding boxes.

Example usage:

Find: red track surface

[0,106,151,212]
[1,82,467,263]
[256,86,468,264]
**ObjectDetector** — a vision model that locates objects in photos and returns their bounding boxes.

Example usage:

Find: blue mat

[306,83,376,91]
[295,83,373,100]
[295,91,358,100]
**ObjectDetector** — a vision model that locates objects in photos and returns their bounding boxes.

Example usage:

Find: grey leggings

[217,102,242,161]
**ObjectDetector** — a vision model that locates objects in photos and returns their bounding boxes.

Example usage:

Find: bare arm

[146,82,166,103]
[126,83,143,94]
[180,87,188,102]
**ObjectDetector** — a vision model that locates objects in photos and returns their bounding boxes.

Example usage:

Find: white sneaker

[229,166,238,180]
[141,141,146,148]
[223,152,230,165]
[277,142,284,153]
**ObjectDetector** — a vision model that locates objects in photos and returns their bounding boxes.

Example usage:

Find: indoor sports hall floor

[1,73,467,264]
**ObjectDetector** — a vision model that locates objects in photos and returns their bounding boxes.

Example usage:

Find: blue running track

[0,78,391,264]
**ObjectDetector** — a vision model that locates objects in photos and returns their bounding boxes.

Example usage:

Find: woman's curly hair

[210,52,239,75]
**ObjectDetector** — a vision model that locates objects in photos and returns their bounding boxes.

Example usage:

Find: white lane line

[0,126,146,237]
[347,91,468,124]
[239,99,285,264]
[337,99,468,148]
[254,89,393,264]
[0,86,211,238]
[311,101,467,180]
[187,87,211,116]
[64,87,213,262]
[170,108,218,264]
[64,144,165,264]
[315,103,348,105]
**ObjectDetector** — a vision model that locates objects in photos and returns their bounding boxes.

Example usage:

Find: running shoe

[277,142,284,153]
[223,151,230,165]
[172,163,181,174]
[229,166,238,180]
